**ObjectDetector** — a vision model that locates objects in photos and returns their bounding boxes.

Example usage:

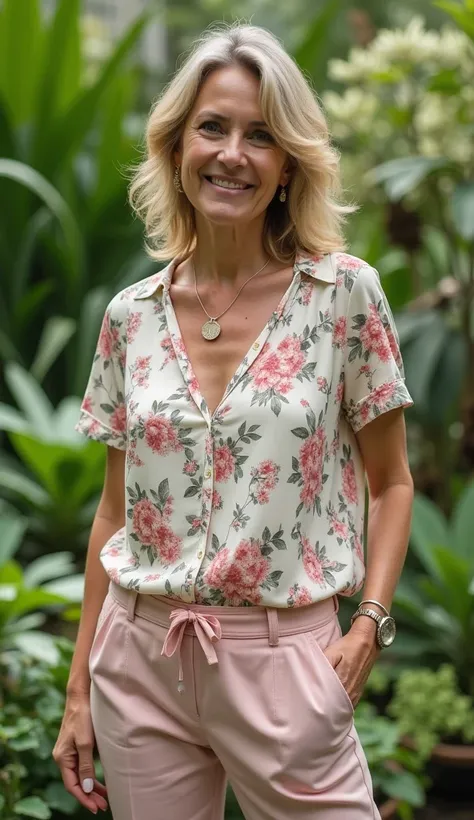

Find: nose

[217,134,247,168]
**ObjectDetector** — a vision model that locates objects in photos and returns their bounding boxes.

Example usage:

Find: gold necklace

[192,256,271,340]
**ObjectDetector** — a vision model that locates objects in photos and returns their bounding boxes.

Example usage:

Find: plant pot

[431,740,474,767]
[428,741,474,802]
[404,735,474,801]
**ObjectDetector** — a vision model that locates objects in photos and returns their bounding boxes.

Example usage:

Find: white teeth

[210,177,247,190]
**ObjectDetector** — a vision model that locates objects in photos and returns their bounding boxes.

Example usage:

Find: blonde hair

[128,23,356,263]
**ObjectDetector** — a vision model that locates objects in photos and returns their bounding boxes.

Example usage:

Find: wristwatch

[351,604,396,649]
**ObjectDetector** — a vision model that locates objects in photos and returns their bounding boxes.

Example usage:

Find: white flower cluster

[328,16,474,82]
[322,16,474,167]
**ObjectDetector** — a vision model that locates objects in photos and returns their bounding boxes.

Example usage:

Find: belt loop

[266,608,279,647]
[333,594,340,614]
[127,589,138,622]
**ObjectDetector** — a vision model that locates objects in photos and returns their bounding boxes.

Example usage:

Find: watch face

[379,617,396,647]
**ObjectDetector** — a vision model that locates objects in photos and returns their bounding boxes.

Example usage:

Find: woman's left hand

[323,625,381,708]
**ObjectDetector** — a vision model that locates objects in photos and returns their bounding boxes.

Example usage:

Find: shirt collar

[132,252,336,300]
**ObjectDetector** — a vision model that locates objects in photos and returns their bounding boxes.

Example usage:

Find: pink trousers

[90,582,380,820]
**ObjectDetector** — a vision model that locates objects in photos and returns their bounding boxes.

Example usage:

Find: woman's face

[175,64,291,226]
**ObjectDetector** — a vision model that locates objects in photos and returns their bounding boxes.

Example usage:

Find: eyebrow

[196,110,269,128]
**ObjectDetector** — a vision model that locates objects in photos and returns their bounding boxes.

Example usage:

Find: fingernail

[82,778,94,793]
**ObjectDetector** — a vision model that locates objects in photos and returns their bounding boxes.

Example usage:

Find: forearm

[350,480,413,638]
[66,514,122,696]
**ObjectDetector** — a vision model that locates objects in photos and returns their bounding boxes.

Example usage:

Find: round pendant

[202,319,221,340]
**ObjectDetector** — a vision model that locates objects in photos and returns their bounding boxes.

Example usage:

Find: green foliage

[0,0,156,402]
[388,664,474,759]
[435,0,474,39]
[0,506,83,666]
[355,701,427,816]
[0,509,85,815]
[0,363,105,560]
[394,482,474,695]
[322,13,474,440]
[0,640,81,819]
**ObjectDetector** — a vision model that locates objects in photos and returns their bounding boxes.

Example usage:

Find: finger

[62,766,103,813]
[94,781,108,798]
[324,647,344,669]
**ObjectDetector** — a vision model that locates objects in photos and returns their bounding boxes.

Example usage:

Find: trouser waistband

[110,582,339,692]
[110,581,339,644]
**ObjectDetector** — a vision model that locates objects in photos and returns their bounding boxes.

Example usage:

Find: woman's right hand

[53,692,108,815]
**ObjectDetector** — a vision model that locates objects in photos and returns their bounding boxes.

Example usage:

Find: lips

[204,175,253,190]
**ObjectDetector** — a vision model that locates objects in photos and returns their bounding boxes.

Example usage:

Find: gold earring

[279,186,287,203]
[174,166,183,193]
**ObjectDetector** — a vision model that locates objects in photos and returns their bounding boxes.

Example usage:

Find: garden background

[1,0,474,818]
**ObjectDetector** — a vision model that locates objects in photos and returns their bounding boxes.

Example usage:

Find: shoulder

[106,267,168,320]
[331,252,376,283]
[330,252,382,302]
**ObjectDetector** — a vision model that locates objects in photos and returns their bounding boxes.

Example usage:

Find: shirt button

[253,342,260,350]
[205,468,212,479]
[197,550,204,559]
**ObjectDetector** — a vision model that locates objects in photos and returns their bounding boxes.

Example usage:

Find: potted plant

[388,664,474,801]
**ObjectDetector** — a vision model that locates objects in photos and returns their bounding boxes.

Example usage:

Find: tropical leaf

[451,181,474,240]
[0,0,42,126]
[369,156,451,200]
[435,1,474,38]
[452,481,474,567]
[0,159,83,284]
[22,551,76,588]
[0,512,27,566]
[43,11,152,176]
[409,493,448,580]
[0,462,49,507]
[293,0,341,79]
[30,316,76,383]
[401,313,449,415]
[4,362,54,438]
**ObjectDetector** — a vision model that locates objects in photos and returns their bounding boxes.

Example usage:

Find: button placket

[197,430,214,564]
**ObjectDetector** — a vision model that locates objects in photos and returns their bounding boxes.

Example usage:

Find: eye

[250,130,274,143]
[199,121,222,134]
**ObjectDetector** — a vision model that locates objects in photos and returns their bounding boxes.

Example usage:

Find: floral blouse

[76,252,413,607]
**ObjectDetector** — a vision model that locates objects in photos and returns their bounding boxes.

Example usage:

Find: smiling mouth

[204,176,253,191]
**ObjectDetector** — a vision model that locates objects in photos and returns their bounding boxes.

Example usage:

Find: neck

[191,213,270,284]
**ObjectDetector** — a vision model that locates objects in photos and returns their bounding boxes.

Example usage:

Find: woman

[53,23,414,820]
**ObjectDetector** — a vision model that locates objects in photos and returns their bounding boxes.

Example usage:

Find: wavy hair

[128,23,356,263]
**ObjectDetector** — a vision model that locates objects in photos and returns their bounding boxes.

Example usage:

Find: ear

[173,140,182,169]
[279,156,294,188]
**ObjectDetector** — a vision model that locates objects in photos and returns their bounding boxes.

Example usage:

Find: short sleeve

[75,298,127,450]
[342,264,413,433]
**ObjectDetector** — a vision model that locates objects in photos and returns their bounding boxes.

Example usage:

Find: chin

[197,201,256,226]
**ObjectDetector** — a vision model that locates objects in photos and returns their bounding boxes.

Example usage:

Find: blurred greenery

[1,0,474,816]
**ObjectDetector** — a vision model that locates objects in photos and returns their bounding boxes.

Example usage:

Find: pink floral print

[130,355,152,388]
[333,316,347,348]
[129,478,182,566]
[126,311,142,343]
[287,583,312,607]
[204,539,270,605]
[289,406,328,517]
[214,445,235,482]
[342,454,358,505]
[144,414,182,455]
[76,252,413,602]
